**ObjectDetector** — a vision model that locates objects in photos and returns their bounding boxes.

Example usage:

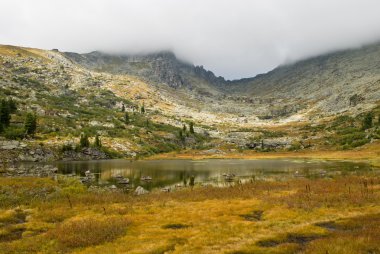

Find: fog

[1,0,380,79]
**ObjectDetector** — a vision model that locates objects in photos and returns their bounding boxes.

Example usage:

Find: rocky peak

[63,50,226,90]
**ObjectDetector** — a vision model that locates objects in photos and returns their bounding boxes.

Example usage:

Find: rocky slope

[0,43,379,161]
[226,43,380,117]
[63,51,225,96]
[64,43,380,120]
[0,45,212,161]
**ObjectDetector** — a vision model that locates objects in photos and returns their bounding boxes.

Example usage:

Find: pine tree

[141,105,145,114]
[24,112,37,136]
[189,122,194,134]
[79,133,90,148]
[125,112,130,124]
[183,124,187,132]
[189,175,195,189]
[8,98,17,114]
[94,134,102,148]
[362,113,373,130]
[179,130,185,142]
[121,103,125,112]
[0,99,11,127]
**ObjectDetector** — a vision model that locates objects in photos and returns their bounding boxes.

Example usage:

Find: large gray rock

[0,140,22,150]
[134,186,149,195]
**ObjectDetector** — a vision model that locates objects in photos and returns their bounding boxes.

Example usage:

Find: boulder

[0,140,21,150]
[134,186,149,195]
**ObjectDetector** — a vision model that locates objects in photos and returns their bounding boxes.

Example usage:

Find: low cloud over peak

[1,0,380,79]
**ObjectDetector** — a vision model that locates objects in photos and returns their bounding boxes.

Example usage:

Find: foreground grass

[0,174,379,254]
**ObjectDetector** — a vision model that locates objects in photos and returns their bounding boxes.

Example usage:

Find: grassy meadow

[0,173,379,254]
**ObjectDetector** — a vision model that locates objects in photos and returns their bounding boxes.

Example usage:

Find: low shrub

[3,127,25,140]
[49,215,129,249]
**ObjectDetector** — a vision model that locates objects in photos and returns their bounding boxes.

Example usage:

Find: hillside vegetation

[0,43,380,161]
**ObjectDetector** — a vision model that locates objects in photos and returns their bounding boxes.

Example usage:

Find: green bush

[288,141,302,151]
[336,133,366,145]
[351,139,369,148]
[336,127,360,135]
[362,113,373,130]
[3,127,25,140]
[60,144,74,152]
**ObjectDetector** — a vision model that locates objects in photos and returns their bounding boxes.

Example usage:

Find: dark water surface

[49,159,375,190]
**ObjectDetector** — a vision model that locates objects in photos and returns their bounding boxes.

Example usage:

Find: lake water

[50,159,375,190]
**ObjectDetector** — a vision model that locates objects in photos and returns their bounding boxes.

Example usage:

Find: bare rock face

[245,137,295,150]
[62,147,109,161]
[63,50,224,91]
[0,140,26,150]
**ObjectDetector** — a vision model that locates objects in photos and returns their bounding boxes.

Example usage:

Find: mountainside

[0,43,379,162]
[64,43,380,119]
[226,43,380,115]
[63,51,225,96]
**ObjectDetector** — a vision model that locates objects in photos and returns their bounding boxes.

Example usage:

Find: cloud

[1,0,380,79]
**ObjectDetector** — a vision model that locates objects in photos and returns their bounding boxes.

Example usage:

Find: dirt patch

[257,233,323,247]
[162,223,190,229]
[314,221,339,231]
[240,210,263,221]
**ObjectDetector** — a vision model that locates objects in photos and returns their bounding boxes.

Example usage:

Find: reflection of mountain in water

[49,159,373,190]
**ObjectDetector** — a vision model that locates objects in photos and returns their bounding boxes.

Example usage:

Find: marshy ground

[0,172,379,254]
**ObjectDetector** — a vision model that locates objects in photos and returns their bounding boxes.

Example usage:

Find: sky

[1,0,380,79]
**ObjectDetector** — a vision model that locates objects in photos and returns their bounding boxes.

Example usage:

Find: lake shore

[148,141,380,166]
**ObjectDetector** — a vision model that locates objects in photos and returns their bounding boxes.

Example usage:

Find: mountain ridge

[0,43,379,161]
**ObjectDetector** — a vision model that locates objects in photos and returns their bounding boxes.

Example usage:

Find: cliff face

[63,51,225,93]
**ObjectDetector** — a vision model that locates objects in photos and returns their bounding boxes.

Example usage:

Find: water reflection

[48,159,375,190]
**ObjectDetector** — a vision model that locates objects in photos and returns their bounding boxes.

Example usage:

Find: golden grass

[148,140,380,163]
[0,175,379,253]
[0,44,51,61]
[49,215,129,250]
[303,213,380,254]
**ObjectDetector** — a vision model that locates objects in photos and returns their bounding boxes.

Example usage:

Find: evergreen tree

[79,133,90,148]
[8,99,17,114]
[121,103,125,112]
[24,112,37,136]
[179,130,185,142]
[189,175,195,189]
[125,112,130,124]
[141,105,145,114]
[189,122,194,134]
[0,99,11,127]
[183,124,187,132]
[362,113,373,130]
[94,134,102,148]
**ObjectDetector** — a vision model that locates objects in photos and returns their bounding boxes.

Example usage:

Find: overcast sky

[1,0,380,79]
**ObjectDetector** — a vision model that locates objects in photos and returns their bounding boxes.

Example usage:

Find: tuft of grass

[48,215,129,249]
[304,213,380,254]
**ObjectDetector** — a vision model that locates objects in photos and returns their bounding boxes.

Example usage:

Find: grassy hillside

[0,45,210,161]
[0,44,380,162]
